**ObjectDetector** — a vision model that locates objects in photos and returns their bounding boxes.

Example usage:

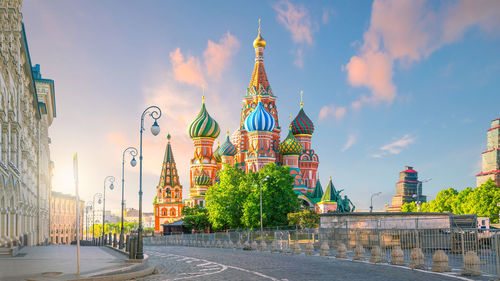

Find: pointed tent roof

[311,180,324,199]
[320,177,337,203]
[158,134,180,187]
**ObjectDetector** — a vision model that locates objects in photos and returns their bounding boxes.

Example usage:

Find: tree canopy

[401,179,500,223]
[182,205,211,233]
[206,163,300,230]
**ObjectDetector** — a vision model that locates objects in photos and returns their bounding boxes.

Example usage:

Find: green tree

[183,205,211,232]
[287,209,319,228]
[206,165,247,230]
[241,163,300,229]
[430,187,458,213]
[401,202,417,212]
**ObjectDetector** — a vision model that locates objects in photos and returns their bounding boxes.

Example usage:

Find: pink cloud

[170,48,206,86]
[274,0,315,45]
[319,104,346,121]
[204,32,240,81]
[106,131,128,147]
[346,0,500,106]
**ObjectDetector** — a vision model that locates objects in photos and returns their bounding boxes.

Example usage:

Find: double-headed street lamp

[120,146,137,249]
[102,176,115,245]
[137,105,161,259]
[92,193,102,241]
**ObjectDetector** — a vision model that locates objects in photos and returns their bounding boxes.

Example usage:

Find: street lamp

[92,193,102,242]
[102,176,115,245]
[370,192,382,213]
[137,105,162,259]
[85,202,93,241]
[120,146,138,249]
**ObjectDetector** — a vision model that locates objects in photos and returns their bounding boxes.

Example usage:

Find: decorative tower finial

[253,18,266,48]
[167,132,171,140]
[300,90,304,108]
[289,114,292,130]
[226,130,230,137]
[202,84,205,104]
[259,18,261,33]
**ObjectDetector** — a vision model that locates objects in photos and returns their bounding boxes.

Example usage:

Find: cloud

[274,0,314,44]
[170,32,240,86]
[346,0,500,107]
[342,134,357,152]
[322,8,334,24]
[170,48,206,86]
[106,131,128,147]
[319,104,346,121]
[293,48,304,68]
[204,32,241,81]
[372,134,415,158]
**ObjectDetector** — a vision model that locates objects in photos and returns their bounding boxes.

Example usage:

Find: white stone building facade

[0,0,56,248]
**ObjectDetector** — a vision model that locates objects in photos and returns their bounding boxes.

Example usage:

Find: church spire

[158,134,179,187]
[248,19,271,96]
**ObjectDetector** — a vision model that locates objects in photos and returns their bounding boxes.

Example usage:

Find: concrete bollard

[305,243,315,256]
[243,241,251,250]
[113,233,117,248]
[260,240,267,251]
[126,235,130,252]
[337,242,347,258]
[461,251,481,276]
[353,244,365,261]
[320,241,330,256]
[216,239,222,248]
[228,240,234,249]
[237,240,242,249]
[431,250,451,272]
[293,242,302,255]
[271,241,278,253]
[409,248,426,269]
[109,233,113,245]
[369,246,382,263]
[390,246,405,265]
[251,240,258,251]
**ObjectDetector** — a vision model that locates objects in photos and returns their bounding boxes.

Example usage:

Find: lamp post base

[136,230,144,259]
[119,232,124,249]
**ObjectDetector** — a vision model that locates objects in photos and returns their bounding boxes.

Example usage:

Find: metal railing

[144,227,500,277]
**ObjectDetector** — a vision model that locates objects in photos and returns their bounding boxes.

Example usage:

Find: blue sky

[22,0,500,212]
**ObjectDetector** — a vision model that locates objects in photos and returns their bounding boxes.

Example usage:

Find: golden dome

[253,19,266,48]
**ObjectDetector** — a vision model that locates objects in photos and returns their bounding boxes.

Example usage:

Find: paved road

[141,246,477,281]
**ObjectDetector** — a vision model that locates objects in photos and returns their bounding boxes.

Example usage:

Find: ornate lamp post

[257,175,270,241]
[85,202,93,241]
[92,193,102,241]
[137,105,161,259]
[102,176,115,245]
[120,147,137,249]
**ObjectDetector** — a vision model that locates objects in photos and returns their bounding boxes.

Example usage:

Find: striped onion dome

[220,134,237,157]
[278,126,303,155]
[194,168,211,186]
[213,141,222,163]
[189,100,220,139]
[244,101,275,132]
[291,108,314,135]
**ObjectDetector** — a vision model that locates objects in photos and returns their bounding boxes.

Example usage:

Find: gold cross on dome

[300,90,304,108]
[202,84,205,104]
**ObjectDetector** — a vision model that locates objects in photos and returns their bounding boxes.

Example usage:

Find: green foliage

[401,179,500,223]
[205,163,300,230]
[205,165,247,230]
[287,209,320,229]
[87,222,139,237]
[183,205,211,232]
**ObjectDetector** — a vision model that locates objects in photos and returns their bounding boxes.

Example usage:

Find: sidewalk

[0,245,131,281]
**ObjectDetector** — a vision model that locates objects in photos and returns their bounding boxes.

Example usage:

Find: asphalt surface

[140,246,482,281]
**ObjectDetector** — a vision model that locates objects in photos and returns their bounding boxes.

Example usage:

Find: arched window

[171,209,176,216]
[162,209,167,216]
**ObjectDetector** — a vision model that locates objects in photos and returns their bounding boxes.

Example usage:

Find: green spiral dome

[194,168,212,186]
[278,127,303,156]
[189,102,220,139]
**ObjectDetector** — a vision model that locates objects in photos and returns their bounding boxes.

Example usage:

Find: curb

[68,266,155,281]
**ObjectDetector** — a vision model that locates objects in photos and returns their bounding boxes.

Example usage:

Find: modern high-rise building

[476,118,500,186]
[154,134,184,231]
[387,166,427,212]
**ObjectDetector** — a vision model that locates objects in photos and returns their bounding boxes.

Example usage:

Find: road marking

[148,251,280,280]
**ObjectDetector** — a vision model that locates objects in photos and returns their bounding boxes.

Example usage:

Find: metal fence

[144,227,500,277]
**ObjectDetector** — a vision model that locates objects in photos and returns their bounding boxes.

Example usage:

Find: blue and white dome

[244,101,276,132]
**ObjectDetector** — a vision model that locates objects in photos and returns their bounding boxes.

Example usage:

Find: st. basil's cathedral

[154,24,343,230]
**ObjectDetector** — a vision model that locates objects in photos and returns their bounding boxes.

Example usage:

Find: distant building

[387,166,427,212]
[476,118,500,186]
[154,134,183,231]
[50,192,84,245]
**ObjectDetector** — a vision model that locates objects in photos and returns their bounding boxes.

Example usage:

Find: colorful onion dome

[244,101,275,132]
[189,97,220,139]
[194,167,211,186]
[213,140,222,163]
[253,19,266,48]
[291,107,314,135]
[220,132,237,157]
[279,126,303,155]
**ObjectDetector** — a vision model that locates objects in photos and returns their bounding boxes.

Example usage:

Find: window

[171,209,176,216]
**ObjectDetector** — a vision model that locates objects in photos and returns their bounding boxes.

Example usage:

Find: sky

[21,0,500,213]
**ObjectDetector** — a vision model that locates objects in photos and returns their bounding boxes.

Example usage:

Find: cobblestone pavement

[140,246,483,281]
